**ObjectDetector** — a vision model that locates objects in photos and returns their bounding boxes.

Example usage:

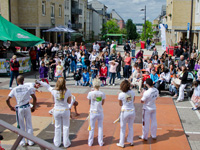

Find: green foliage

[141,20,154,41]
[126,19,138,40]
[156,42,161,45]
[120,28,127,34]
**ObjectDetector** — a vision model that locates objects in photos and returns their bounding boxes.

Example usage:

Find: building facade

[110,9,125,29]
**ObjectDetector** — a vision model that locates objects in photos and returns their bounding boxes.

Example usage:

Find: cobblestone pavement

[0,45,199,149]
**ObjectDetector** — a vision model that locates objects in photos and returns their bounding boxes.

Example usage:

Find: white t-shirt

[93,44,100,52]
[24,82,36,93]
[87,90,105,112]
[39,81,71,109]
[118,90,135,110]
[194,85,200,97]
[141,87,159,110]
[8,84,34,107]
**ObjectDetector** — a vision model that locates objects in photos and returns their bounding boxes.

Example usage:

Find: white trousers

[142,109,157,139]
[88,112,104,146]
[53,109,71,148]
[132,79,142,91]
[119,111,135,145]
[17,107,34,145]
[177,84,186,101]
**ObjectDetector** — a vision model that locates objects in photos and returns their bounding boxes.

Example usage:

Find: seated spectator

[143,57,150,69]
[191,49,197,60]
[157,69,171,94]
[194,60,200,73]
[191,81,200,110]
[178,55,185,68]
[143,71,150,83]
[161,51,168,60]
[176,66,188,102]
[169,64,176,75]
[136,49,143,59]
[137,58,143,69]
[169,73,180,97]
[150,69,159,88]
[182,48,189,60]
[152,55,160,65]
[157,64,166,74]
[146,63,154,74]
[165,54,174,68]
[130,67,143,93]
[151,47,158,59]
[82,69,90,86]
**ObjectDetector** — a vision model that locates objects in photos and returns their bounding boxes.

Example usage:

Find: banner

[160,24,166,51]
[0,57,31,74]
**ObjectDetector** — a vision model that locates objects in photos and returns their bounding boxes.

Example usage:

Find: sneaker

[151,137,157,140]
[118,78,121,80]
[139,136,148,141]
[130,143,134,146]
[49,109,53,115]
[192,107,198,111]
[20,142,26,147]
[116,143,125,148]
[108,84,111,86]
[9,87,12,90]
[28,141,34,146]
[64,143,71,148]
[113,84,115,86]
[175,100,183,103]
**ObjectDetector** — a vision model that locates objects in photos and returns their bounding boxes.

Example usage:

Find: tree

[141,20,154,41]
[126,19,138,40]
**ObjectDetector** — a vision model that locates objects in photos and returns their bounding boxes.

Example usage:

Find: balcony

[71,8,82,15]
[72,23,82,29]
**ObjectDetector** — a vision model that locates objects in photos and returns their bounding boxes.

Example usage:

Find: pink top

[124,57,131,66]
[109,61,119,73]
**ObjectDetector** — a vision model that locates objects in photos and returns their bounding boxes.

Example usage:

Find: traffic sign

[187,23,190,39]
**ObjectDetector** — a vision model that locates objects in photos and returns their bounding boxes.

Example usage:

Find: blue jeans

[106,64,110,77]
[109,73,116,84]
[9,71,19,87]
[117,72,121,79]
[169,84,177,94]
[71,61,77,73]
[124,65,130,78]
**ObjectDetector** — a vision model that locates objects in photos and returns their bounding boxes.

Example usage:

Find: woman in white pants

[37,77,71,148]
[87,78,105,146]
[117,80,135,148]
[176,66,188,102]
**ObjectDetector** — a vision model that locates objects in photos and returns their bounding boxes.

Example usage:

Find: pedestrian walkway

[0,90,190,150]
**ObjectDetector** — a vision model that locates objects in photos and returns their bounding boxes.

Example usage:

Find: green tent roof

[105,34,126,37]
[0,15,44,47]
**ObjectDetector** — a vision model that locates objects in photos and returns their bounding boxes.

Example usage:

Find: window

[42,1,46,16]
[59,5,62,17]
[51,4,55,18]
[66,0,69,9]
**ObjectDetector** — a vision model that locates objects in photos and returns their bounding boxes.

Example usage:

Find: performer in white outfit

[139,78,159,141]
[117,80,135,148]
[87,78,105,146]
[6,75,37,146]
[37,77,71,148]
[24,81,41,94]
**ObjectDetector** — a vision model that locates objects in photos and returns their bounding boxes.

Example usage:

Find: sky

[89,0,166,23]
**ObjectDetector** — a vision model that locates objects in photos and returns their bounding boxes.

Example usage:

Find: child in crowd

[150,69,159,88]
[55,61,63,79]
[104,51,110,77]
[99,62,107,86]
[39,62,49,84]
[77,58,83,74]
[169,73,180,97]
[90,61,98,86]
[74,69,82,86]
[108,60,118,86]
[60,56,65,67]
[143,71,150,83]
[82,69,90,86]
[191,81,200,110]
[40,57,45,67]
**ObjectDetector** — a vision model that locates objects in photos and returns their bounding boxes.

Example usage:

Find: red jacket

[143,74,150,82]
[10,59,20,72]
[100,66,107,77]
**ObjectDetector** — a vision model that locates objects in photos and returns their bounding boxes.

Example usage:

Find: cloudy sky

[89,0,166,23]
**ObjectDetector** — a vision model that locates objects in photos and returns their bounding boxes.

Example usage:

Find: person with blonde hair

[87,78,105,146]
[37,77,71,148]
[9,55,20,89]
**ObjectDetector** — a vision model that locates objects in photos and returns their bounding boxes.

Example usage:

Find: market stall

[0,15,44,75]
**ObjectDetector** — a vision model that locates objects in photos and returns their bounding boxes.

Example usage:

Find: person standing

[146,38,151,50]
[124,52,132,79]
[123,41,131,53]
[139,78,159,141]
[6,75,37,146]
[175,45,183,60]
[108,60,118,86]
[37,78,71,148]
[117,80,135,148]
[70,51,77,73]
[87,78,105,146]
[116,52,122,80]
[9,55,20,89]
[29,47,37,71]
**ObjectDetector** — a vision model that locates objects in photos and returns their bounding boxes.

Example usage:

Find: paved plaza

[0,46,200,149]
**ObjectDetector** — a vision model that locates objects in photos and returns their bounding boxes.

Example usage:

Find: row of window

[42,1,62,17]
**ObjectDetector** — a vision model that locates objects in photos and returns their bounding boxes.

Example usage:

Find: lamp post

[141,5,146,39]
[189,0,194,59]
[8,0,11,22]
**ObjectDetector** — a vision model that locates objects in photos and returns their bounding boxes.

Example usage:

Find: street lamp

[141,5,146,39]
[189,0,194,59]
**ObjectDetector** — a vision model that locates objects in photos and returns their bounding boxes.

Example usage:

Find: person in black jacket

[115,52,122,80]
[123,41,131,53]
[74,69,82,86]
[176,66,188,102]
[175,45,183,60]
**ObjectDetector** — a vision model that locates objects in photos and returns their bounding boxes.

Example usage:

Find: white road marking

[176,106,193,109]
[185,131,200,135]
[189,101,200,120]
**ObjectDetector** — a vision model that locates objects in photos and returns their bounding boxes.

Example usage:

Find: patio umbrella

[44,26,76,33]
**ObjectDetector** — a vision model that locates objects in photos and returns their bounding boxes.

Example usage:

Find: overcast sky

[89,0,166,23]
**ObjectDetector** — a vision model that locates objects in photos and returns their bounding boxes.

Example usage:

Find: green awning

[0,15,44,47]
[104,34,126,37]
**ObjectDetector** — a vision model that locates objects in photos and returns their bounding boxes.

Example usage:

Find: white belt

[121,109,134,112]
[54,108,68,111]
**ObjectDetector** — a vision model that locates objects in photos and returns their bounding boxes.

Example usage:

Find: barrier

[0,120,62,150]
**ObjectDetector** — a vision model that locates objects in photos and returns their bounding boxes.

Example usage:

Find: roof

[111,9,124,21]
[89,0,108,8]
[105,34,126,36]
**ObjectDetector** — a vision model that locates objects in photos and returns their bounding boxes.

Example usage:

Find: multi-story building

[165,0,195,46]
[0,0,65,43]
[110,9,125,29]
[194,0,200,49]
[86,4,94,41]
[64,0,71,27]
[71,0,82,31]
